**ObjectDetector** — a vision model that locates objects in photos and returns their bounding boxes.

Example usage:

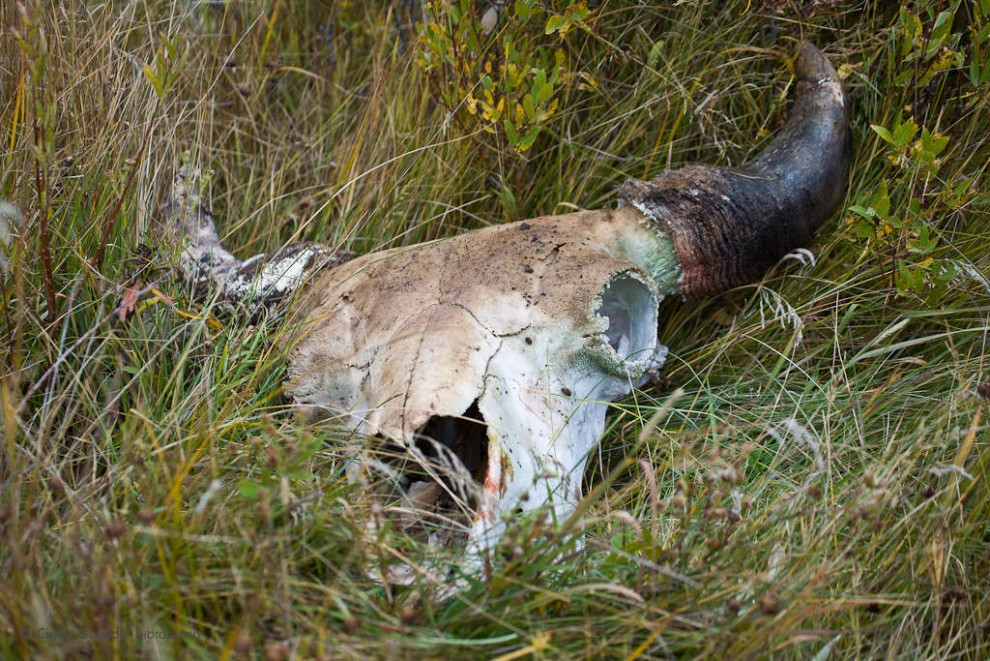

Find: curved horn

[619,42,851,299]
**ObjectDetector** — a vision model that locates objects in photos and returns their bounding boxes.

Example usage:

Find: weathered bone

[162,42,850,582]
[160,170,351,307]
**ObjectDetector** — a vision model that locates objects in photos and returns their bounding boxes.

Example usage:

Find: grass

[1,0,989,658]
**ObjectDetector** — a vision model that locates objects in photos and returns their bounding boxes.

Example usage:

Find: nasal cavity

[414,401,489,486]
[596,271,658,361]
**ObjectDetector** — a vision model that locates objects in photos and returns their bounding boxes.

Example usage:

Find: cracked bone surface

[165,43,850,582]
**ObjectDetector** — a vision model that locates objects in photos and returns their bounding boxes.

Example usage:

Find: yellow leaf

[530,631,552,651]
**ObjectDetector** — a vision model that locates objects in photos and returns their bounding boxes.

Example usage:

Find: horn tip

[794,41,840,84]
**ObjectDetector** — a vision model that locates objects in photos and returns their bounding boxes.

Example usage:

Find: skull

[283,208,680,565]
[163,43,850,582]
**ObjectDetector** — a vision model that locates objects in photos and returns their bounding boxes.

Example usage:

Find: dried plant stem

[33,116,56,322]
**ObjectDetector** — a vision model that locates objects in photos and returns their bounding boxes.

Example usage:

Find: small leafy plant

[416,0,591,153]
[846,1,988,301]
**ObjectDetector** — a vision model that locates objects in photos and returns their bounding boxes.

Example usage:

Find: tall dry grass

[1,1,988,658]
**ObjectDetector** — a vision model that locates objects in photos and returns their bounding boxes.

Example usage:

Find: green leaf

[920,126,949,156]
[515,0,532,22]
[518,125,541,151]
[647,41,664,67]
[977,21,990,46]
[848,204,876,219]
[931,134,949,156]
[969,59,982,87]
[872,179,891,218]
[951,176,976,201]
[503,118,519,145]
[163,35,178,60]
[533,67,546,89]
[545,14,568,35]
[141,63,164,97]
[465,26,479,51]
[916,223,936,251]
[852,219,875,239]
[892,118,918,148]
[535,79,553,103]
[238,480,263,500]
[522,94,536,117]
[899,9,922,54]
[871,124,894,144]
[931,10,954,47]
[894,69,915,86]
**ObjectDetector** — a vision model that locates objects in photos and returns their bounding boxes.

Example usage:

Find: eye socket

[596,271,658,363]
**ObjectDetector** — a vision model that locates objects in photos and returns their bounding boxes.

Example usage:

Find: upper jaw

[348,327,669,584]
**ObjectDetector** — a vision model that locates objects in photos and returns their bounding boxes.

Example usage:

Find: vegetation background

[1,0,988,658]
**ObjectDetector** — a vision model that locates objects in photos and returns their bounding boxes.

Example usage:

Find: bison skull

[286,207,680,566]
[163,43,850,582]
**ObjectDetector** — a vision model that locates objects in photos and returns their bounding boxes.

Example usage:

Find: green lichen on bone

[613,218,682,297]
